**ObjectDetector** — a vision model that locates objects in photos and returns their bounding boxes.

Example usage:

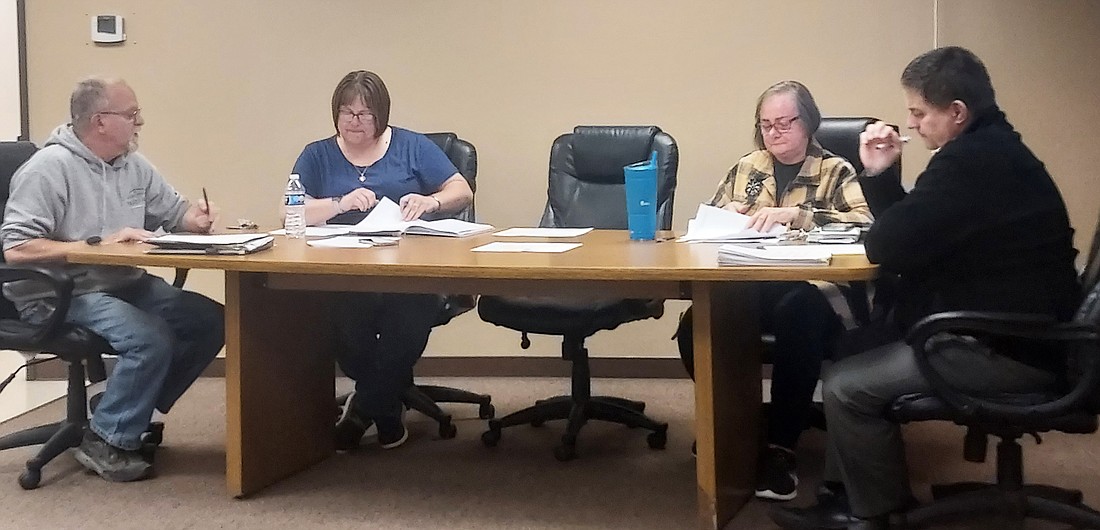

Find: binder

[145,234,275,255]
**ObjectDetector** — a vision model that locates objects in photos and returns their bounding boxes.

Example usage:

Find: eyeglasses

[97,108,142,122]
[338,109,375,122]
[758,116,800,134]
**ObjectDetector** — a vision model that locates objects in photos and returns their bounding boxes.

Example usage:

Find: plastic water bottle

[283,174,306,239]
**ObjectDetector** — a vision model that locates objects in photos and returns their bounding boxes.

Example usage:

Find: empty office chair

[477,125,677,461]
[0,141,183,488]
[334,132,493,439]
[886,213,1100,528]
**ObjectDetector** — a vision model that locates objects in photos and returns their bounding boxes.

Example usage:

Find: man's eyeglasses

[97,108,142,122]
[338,109,375,122]
[758,116,800,134]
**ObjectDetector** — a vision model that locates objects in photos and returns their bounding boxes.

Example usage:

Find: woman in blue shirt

[291,70,473,450]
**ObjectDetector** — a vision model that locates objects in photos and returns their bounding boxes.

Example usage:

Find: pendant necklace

[354,164,368,183]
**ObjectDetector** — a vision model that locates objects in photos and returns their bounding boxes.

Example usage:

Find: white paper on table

[270,226,352,237]
[492,227,594,238]
[820,244,866,255]
[471,242,581,253]
[306,236,375,249]
[678,203,786,242]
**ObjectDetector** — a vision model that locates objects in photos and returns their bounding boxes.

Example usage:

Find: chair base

[481,394,669,461]
[900,482,1100,529]
[402,384,494,439]
[0,360,89,489]
[335,384,495,440]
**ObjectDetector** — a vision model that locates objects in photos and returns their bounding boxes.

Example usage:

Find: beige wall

[23,0,1100,359]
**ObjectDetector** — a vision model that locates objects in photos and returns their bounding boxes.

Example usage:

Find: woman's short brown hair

[331,70,390,138]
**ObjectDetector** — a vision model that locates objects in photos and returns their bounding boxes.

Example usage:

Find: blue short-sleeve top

[291,127,457,203]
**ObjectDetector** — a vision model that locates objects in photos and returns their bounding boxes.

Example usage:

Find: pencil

[202,187,210,213]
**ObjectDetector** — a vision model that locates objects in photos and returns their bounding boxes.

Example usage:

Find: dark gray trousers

[821,340,1057,517]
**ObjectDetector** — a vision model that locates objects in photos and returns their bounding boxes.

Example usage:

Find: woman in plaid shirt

[680,80,872,502]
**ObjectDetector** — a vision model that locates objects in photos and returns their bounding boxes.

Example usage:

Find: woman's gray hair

[752,80,821,150]
[70,77,111,131]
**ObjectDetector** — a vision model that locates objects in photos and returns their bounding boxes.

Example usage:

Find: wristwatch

[85,236,102,245]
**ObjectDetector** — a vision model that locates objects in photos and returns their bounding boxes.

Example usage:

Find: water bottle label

[284,194,305,207]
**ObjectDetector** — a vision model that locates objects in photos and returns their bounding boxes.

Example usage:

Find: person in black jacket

[770,46,1080,530]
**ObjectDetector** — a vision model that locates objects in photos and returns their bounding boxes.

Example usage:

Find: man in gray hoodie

[1,77,225,482]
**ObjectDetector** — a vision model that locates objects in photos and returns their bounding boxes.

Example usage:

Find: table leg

[692,282,762,529]
[224,272,335,497]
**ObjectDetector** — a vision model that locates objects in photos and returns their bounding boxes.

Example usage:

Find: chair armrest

[0,264,76,346]
[906,311,1100,422]
[172,268,189,289]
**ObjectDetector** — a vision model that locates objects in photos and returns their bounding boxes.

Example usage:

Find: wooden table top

[67,230,877,283]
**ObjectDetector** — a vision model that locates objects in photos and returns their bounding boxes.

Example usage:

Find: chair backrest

[816,117,905,218]
[422,133,479,325]
[540,126,678,230]
[0,141,38,319]
[424,132,477,222]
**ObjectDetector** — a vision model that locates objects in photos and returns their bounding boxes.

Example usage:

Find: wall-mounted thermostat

[91,14,125,43]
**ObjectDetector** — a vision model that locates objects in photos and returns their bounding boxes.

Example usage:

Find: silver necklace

[354,164,368,182]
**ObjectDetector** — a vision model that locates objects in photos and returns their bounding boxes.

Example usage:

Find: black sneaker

[335,392,373,451]
[73,430,153,482]
[755,445,798,501]
[375,411,408,450]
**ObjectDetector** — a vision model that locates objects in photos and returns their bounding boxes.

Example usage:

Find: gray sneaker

[74,431,152,482]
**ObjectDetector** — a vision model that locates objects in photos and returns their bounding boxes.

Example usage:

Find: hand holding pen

[858,121,907,177]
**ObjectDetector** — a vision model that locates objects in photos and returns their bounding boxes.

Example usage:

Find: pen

[874,136,911,150]
[202,187,210,214]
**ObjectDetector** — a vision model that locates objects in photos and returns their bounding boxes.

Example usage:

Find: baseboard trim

[25,355,692,381]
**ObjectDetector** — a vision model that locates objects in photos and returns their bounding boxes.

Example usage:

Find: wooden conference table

[69,230,875,529]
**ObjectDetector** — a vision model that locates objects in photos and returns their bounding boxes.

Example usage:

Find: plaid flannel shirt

[708,142,872,230]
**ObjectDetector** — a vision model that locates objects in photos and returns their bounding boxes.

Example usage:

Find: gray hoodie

[2,124,190,308]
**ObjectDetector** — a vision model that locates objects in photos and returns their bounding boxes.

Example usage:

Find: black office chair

[815,117,905,324]
[886,213,1100,529]
[333,132,493,439]
[477,125,677,461]
[0,141,183,488]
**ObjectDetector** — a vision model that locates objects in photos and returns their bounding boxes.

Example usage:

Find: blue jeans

[31,274,225,450]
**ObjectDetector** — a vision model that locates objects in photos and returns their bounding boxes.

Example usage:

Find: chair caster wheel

[439,421,458,439]
[481,426,501,447]
[141,422,165,446]
[647,429,667,450]
[18,469,40,490]
[478,402,495,420]
[553,443,577,462]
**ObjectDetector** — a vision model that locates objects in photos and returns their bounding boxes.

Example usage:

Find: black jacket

[865,107,1080,367]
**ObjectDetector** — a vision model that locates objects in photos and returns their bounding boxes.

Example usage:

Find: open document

[351,197,493,237]
[146,233,274,255]
[678,204,786,242]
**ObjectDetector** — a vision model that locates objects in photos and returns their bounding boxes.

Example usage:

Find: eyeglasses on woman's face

[758,115,800,134]
[338,108,375,122]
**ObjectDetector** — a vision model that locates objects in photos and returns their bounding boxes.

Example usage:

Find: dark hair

[752,80,821,150]
[900,46,996,113]
[331,70,390,137]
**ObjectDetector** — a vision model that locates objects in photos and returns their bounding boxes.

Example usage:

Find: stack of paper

[806,226,862,244]
[678,204,786,242]
[717,245,833,266]
[351,198,493,237]
[146,233,274,255]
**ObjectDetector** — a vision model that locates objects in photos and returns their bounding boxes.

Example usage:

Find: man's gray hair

[70,77,112,131]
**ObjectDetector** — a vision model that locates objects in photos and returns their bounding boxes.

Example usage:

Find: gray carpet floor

[0,377,1097,529]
